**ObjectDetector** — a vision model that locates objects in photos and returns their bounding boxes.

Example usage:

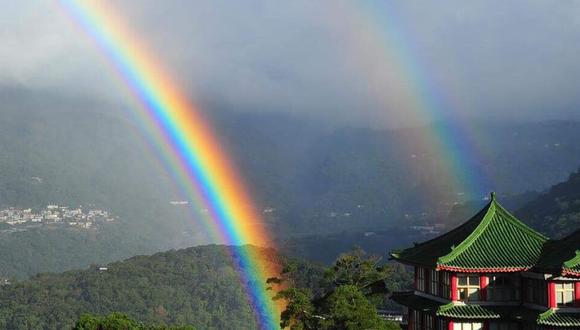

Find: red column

[448,320,454,330]
[575,282,580,307]
[483,321,489,330]
[548,282,557,308]
[451,273,458,301]
[480,274,488,301]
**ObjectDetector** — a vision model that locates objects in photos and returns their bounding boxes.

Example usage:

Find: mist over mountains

[2,88,580,240]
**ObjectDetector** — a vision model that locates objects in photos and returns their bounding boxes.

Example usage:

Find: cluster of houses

[0,205,116,231]
[391,193,580,329]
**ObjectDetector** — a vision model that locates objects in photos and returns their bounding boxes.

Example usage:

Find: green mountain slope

[0,245,301,330]
[517,168,580,238]
[0,223,176,280]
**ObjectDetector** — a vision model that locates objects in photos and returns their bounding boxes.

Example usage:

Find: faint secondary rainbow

[347,2,492,200]
[58,1,281,328]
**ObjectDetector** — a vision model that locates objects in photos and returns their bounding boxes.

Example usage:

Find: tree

[325,247,390,294]
[269,248,399,330]
[274,288,317,330]
[73,313,141,330]
[268,262,320,329]
[72,313,195,330]
[319,285,390,330]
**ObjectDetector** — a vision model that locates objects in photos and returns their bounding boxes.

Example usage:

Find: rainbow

[344,2,492,200]
[55,0,494,327]
[57,1,281,328]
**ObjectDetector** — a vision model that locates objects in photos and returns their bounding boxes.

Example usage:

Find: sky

[1,0,580,127]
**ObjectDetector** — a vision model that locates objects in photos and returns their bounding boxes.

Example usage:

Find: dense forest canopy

[0,245,287,330]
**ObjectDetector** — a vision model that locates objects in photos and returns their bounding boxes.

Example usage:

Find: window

[429,269,439,296]
[411,309,422,330]
[441,272,451,299]
[417,267,426,291]
[555,282,575,307]
[424,314,434,330]
[489,322,519,330]
[524,278,547,306]
[453,322,483,330]
[488,274,520,301]
[457,274,480,302]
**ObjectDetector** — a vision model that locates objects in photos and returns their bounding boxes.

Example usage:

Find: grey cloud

[1,0,579,127]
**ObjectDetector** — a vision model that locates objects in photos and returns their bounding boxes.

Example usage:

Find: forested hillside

[517,168,580,238]
[0,245,298,330]
[0,223,180,280]
[0,243,413,330]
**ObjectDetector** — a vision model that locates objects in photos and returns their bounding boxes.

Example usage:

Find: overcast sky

[1,0,580,127]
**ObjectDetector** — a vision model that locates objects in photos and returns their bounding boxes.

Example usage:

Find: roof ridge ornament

[490,192,497,201]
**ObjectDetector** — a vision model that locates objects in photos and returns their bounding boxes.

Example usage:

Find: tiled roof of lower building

[392,292,580,327]
[436,303,501,319]
[537,309,580,327]
[535,229,580,277]
[390,194,547,272]
[392,291,545,324]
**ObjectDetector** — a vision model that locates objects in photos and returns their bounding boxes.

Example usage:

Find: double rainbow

[57,1,493,328]
[58,1,280,328]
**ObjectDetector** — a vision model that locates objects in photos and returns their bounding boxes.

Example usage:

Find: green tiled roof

[535,229,580,276]
[393,292,546,324]
[563,253,580,276]
[391,194,547,271]
[537,309,580,327]
[436,303,500,319]
[391,292,499,319]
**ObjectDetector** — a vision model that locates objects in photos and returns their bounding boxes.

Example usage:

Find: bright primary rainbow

[58,0,281,328]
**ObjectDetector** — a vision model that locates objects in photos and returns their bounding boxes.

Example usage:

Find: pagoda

[390,193,580,330]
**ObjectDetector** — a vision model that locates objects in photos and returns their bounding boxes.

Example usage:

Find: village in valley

[0,204,117,234]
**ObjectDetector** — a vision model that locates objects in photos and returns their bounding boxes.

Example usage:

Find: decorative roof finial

[490,192,496,201]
